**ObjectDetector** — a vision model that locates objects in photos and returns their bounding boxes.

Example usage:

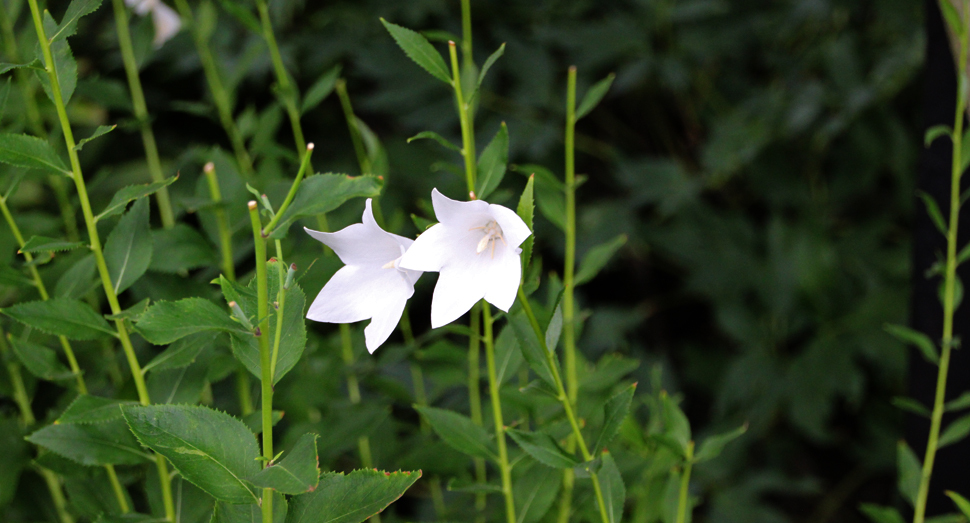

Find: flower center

[474,220,506,258]
[382,244,410,270]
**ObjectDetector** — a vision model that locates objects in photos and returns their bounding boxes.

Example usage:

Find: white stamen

[474,221,504,258]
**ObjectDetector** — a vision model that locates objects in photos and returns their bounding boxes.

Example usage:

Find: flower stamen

[475,221,505,259]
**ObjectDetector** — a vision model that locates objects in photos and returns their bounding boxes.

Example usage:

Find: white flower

[124,0,182,48]
[304,199,422,353]
[399,189,532,328]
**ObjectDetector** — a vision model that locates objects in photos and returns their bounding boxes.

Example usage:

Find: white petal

[489,203,532,249]
[483,246,522,312]
[431,188,490,228]
[128,0,155,15]
[364,297,407,353]
[306,265,414,324]
[399,223,460,272]
[430,264,488,328]
[304,200,407,267]
[151,3,182,47]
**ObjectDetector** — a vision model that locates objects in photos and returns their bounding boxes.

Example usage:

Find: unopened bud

[284,263,297,290]
[307,142,315,151]
[228,301,253,331]
[469,191,477,200]
[248,201,258,211]
[203,162,215,174]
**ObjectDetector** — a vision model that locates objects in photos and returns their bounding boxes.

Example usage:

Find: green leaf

[925,125,953,146]
[285,469,421,523]
[55,254,98,299]
[104,198,153,295]
[95,175,179,222]
[516,174,535,270]
[476,43,505,88]
[946,391,970,412]
[506,428,578,469]
[104,297,151,321]
[220,260,307,384]
[0,59,43,75]
[143,332,218,373]
[545,300,563,352]
[597,452,625,523]
[694,423,747,463]
[594,383,637,454]
[446,477,503,493]
[50,0,103,42]
[918,191,948,236]
[147,363,208,405]
[946,491,970,520]
[8,337,75,381]
[575,234,628,286]
[414,405,497,460]
[941,0,964,37]
[475,122,508,200]
[243,410,284,435]
[884,323,939,366]
[939,413,970,449]
[27,420,151,465]
[380,19,451,84]
[898,440,921,507]
[892,396,931,417]
[859,504,906,523]
[148,224,217,273]
[661,391,691,451]
[122,404,260,503]
[73,124,116,151]
[58,395,133,424]
[249,433,320,495]
[0,133,69,175]
[301,64,341,114]
[407,131,461,152]
[19,235,86,254]
[215,0,261,34]
[575,73,615,120]
[212,491,287,523]
[2,297,114,340]
[515,460,561,523]
[36,12,78,105]
[494,324,524,384]
[136,298,244,345]
[268,174,382,239]
[509,311,558,390]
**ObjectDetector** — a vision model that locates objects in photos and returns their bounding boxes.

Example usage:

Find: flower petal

[399,223,462,272]
[306,265,414,325]
[429,249,499,328]
[431,188,490,228]
[304,200,406,267]
[364,296,408,353]
[483,246,522,312]
[489,203,532,249]
[151,2,182,47]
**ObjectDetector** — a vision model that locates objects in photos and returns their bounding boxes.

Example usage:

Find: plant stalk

[249,201,274,522]
[483,304,516,523]
[675,442,694,523]
[449,41,477,196]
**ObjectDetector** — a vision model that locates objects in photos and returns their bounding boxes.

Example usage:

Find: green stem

[483,304,516,523]
[338,320,379,522]
[172,0,255,181]
[675,443,694,523]
[110,0,175,229]
[448,41,477,196]
[49,176,80,242]
[262,143,314,236]
[249,201,274,522]
[204,162,236,282]
[335,79,370,175]
[0,3,44,137]
[563,66,578,408]
[468,302,487,517]
[913,6,970,523]
[271,240,286,378]
[39,468,75,523]
[460,0,473,66]
[0,328,35,426]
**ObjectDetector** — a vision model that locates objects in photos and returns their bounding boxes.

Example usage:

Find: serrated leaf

[104,297,151,321]
[136,298,244,345]
[147,363,208,405]
[575,73,615,120]
[414,405,497,460]
[27,420,151,465]
[267,174,382,239]
[0,59,43,75]
[939,413,970,449]
[517,174,535,270]
[301,64,341,114]
[476,43,505,88]
[212,491,287,523]
[507,428,578,469]
[515,460,561,523]
[8,337,75,381]
[122,404,260,503]
[19,235,85,254]
[285,469,421,523]
[918,191,948,236]
[407,130,461,152]
[661,392,691,451]
[73,124,116,151]
[50,0,103,42]
[0,133,69,175]
[2,298,114,340]
[694,423,747,463]
[36,12,78,105]
[249,433,320,495]
[598,452,625,523]
[148,224,217,273]
[509,311,558,391]
[58,395,133,424]
[380,19,451,84]
[143,332,218,373]
[475,122,508,200]
[925,125,953,146]
[594,383,636,454]
[946,491,970,520]
[95,175,179,222]
[575,234,628,286]
[884,323,939,365]
[859,504,906,523]
[898,440,921,507]
[104,198,153,294]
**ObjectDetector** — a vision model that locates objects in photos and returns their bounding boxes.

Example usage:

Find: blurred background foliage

[0,0,924,521]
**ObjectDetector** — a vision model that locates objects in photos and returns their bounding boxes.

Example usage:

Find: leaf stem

[675,442,695,523]
[249,201,274,522]
[24,1,172,517]
[110,0,175,229]
[449,41,477,196]
[262,143,314,236]
[483,303,517,523]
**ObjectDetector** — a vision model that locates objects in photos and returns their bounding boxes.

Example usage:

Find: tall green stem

[483,304,516,523]
[448,42,477,196]
[110,0,175,228]
[335,80,370,175]
[248,201,274,522]
[913,5,970,523]
[469,302,487,518]
[675,442,694,523]
[172,0,255,180]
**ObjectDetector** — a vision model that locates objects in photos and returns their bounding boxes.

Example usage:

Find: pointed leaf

[36,12,77,104]
[95,175,179,221]
[2,297,114,340]
[884,323,939,365]
[407,131,461,152]
[267,174,382,239]
[249,433,320,495]
[8,337,75,381]
[122,404,260,503]
[859,504,906,523]
[597,452,625,523]
[575,73,615,120]
[516,174,535,270]
[414,405,497,460]
[494,324,524,384]
[939,413,970,449]
[285,469,421,523]
[104,198,152,294]
[136,298,245,345]
[148,224,217,273]
[380,19,451,84]
[661,391,691,450]
[301,64,341,114]
[50,0,103,42]
[19,235,85,254]
[58,395,133,424]
[143,332,218,373]
[476,43,505,88]
[946,491,970,520]
[147,363,208,405]
[103,297,151,321]
[27,420,151,465]
[898,440,921,507]
[506,428,579,469]
[73,124,116,151]
[946,391,970,412]
[0,133,69,175]
[515,460,561,523]
[509,311,558,390]
[925,124,953,146]
[594,383,637,454]
[575,234,628,286]
[892,396,932,417]
[694,423,747,463]
[0,59,43,75]
[475,122,508,200]
[918,191,948,236]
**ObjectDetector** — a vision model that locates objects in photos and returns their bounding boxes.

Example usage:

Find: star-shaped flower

[399,189,532,328]
[305,199,422,353]
[124,0,182,47]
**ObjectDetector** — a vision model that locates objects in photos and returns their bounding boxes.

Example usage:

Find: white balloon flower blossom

[399,188,532,328]
[124,0,182,48]
[304,199,422,353]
